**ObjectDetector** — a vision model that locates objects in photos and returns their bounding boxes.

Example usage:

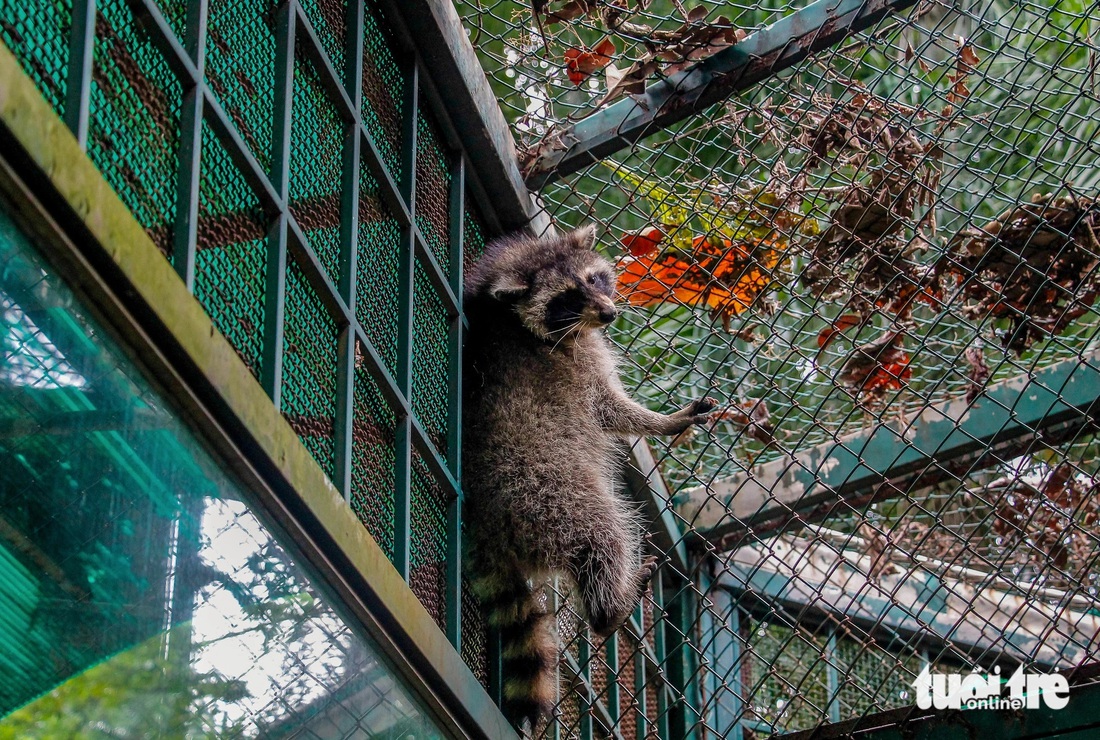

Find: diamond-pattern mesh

[415,104,453,276]
[462,198,488,281]
[205,0,278,172]
[351,344,397,561]
[460,569,491,690]
[154,0,187,41]
[361,0,406,186]
[281,260,338,482]
[89,0,181,259]
[1,0,527,728]
[194,123,268,379]
[299,0,347,80]
[356,166,402,376]
[0,0,69,115]
[410,454,450,633]
[290,59,345,289]
[412,263,450,460]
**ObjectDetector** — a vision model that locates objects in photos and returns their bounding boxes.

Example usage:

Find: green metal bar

[335,326,355,503]
[262,215,289,409]
[523,0,920,190]
[393,60,419,580]
[262,2,294,409]
[63,0,95,147]
[203,89,282,213]
[579,631,594,739]
[666,574,702,740]
[634,603,648,740]
[344,0,363,98]
[413,230,462,320]
[171,0,208,290]
[607,631,621,731]
[333,0,363,506]
[708,593,743,740]
[652,574,671,740]
[826,629,842,725]
[392,0,536,233]
[445,155,464,648]
[683,350,1100,547]
[339,118,360,306]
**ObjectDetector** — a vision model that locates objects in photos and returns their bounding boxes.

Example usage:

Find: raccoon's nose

[598,306,618,324]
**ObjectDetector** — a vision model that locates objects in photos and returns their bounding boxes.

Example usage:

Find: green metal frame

[522,0,921,190]
[681,350,1100,548]
[0,7,518,738]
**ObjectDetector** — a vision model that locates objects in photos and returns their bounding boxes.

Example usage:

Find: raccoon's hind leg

[469,563,558,733]
[571,538,657,637]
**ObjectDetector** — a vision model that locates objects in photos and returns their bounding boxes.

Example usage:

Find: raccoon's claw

[682,396,719,425]
[636,555,660,599]
[690,397,719,415]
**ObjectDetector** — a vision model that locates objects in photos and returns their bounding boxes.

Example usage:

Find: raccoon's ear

[568,224,598,251]
[489,273,529,301]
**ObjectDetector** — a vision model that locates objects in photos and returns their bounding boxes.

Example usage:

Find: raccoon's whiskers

[547,319,582,355]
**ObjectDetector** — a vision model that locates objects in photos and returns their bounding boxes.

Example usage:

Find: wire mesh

[7,0,1100,735]
[456,0,1100,736]
[0,0,498,718]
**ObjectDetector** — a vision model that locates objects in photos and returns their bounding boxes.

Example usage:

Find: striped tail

[473,572,558,734]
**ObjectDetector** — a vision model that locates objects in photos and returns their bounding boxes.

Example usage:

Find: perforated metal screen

[0,0,498,708]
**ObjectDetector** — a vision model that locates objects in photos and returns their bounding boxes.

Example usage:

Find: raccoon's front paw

[678,396,718,424]
[635,555,660,600]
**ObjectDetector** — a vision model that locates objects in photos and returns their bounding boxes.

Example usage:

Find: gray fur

[463,226,715,733]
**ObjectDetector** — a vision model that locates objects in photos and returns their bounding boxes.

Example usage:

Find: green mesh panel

[361,0,406,185]
[194,123,268,380]
[1,0,491,715]
[281,260,338,481]
[89,0,181,259]
[741,619,832,736]
[833,639,922,719]
[412,263,450,459]
[298,0,346,80]
[0,0,69,116]
[290,59,344,289]
[415,104,452,275]
[460,571,490,690]
[154,0,186,41]
[351,347,397,561]
[462,197,487,278]
[357,166,401,377]
[204,0,278,172]
[410,454,450,632]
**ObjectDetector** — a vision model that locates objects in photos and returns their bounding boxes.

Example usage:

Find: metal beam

[625,437,689,575]
[387,0,549,234]
[677,351,1100,546]
[523,0,919,190]
[776,676,1100,740]
[715,533,1100,671]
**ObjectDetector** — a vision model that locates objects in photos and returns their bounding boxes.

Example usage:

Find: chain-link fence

[455,0,1100,736]
[4,0,1100,737]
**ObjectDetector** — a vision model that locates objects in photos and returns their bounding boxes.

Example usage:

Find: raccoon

[462,225,715,733]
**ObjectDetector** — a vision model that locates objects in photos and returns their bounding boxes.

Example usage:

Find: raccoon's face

[485,225,619,340]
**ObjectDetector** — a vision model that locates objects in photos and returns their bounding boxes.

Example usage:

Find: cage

[0,0,1098,738]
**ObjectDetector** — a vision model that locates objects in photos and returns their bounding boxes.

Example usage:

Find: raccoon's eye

[587,272,611,291]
